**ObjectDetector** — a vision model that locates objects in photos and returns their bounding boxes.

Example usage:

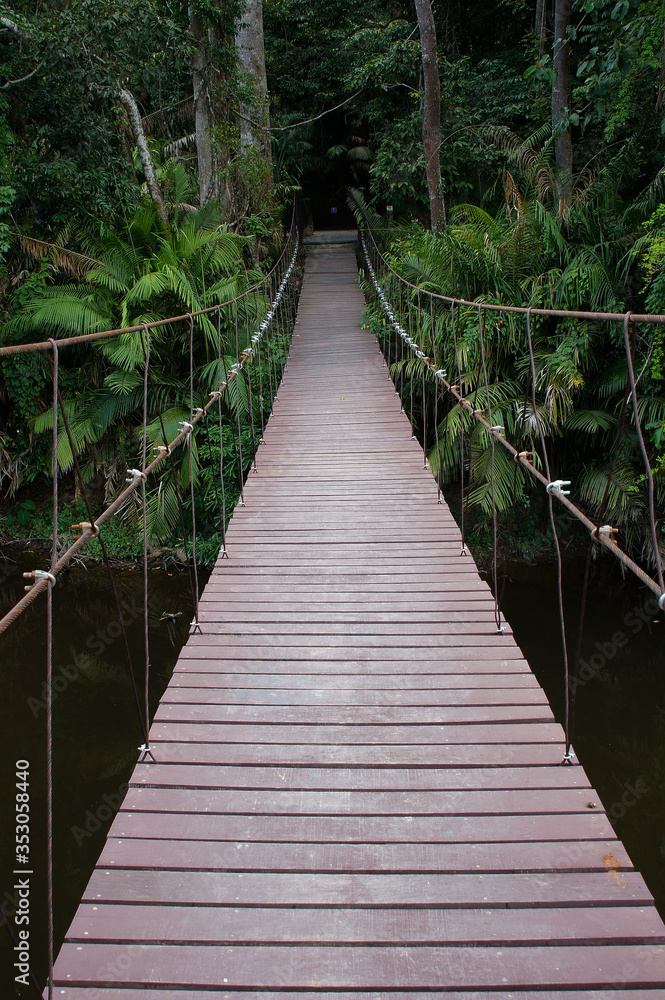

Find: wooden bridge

[51,243,665,996]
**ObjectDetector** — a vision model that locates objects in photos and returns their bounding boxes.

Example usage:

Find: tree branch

[0,61,43,88]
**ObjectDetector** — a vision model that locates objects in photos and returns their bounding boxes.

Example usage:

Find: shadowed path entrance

[49,245,665,997]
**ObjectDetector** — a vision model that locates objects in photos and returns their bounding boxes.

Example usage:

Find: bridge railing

[0,209,301,998]
[359,217,665,763]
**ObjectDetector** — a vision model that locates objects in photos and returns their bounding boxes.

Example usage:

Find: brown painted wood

[50,243,665,997]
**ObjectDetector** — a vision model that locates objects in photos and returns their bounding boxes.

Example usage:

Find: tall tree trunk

[189,6,235,216]
[414,0,445,233]
[236,0,272,189]
[116,87,168,225]
[657,17,665,110]
[190,6,216,206]
[535,0,547,49]
[552,0,573,183]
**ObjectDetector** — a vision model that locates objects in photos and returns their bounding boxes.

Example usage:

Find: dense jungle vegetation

[0,0,664,564]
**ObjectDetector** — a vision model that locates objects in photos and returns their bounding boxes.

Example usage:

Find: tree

[552,0,573,182]
[236,0,272,189]
[414,0,445,232]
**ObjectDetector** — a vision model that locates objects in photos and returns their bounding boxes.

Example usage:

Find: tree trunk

[658,17,665,110]
[552,0,573,182]
[190,6,216,206]
[535,0,547,48]
[414,0,445,233]
[236,0,272,187]
[116,87,168,225]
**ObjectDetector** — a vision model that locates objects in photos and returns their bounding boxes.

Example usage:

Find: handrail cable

[0,221,301,633]
[360,228,665,605]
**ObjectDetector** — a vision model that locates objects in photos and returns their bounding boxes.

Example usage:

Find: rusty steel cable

[216,307,228,556]
[140,330,153,758]
[478,308,503,634]
[0,209,299,359]
[46,338,57,1000]
[54,383,148,747]
[233,305,246,508]
[623,313,665,593]
[525,308,573,762]
[360,230,665,605]
[0,227,300,635]
[187,315,201,633]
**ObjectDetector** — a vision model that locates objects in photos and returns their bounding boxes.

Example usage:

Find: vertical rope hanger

[138,330,154,762]
[526,307,573,764]
[243,294,258,473]
[187,316,202,633]
[56,381,149,749]
[216,307,228,557]
[477,308,504,634]
[232,304,246,507]
[450,303,469,556]
[431,297,443,502]
[45,338,58,1000]
[622,312,665,594]
[419,289,428,467]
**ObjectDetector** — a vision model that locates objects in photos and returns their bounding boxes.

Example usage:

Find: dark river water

[0,545,664,992]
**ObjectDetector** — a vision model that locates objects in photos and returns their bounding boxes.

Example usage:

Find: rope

[450,302,468,556]
[359,229,665,602]
[216,306,228,556]
[55,383,148,747]
[477,309,503,633]
[46,338,57,1000]
[139,329,154,760]
[0,225,300,633]
[525,309,572,763]
[622,313,665,592]
[187,315,202,633]
[432,296,442,501]
[233,305,246,508]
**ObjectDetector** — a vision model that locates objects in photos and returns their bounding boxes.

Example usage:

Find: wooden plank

[66,902,665,944]
[52,942,665,989]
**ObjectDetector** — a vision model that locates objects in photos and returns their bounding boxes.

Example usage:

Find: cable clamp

[490,425,504,434]
[23,569,56,590]
[472,409,485,417]
[194,408,205,417]
[415,350,426,360]
[435,370,447,379]
[515,450,532,463]
[546,479,571,496]
[592,524,618,544]
[126,468,146,482]
[561,747,575,765]
[154,444,170,456]
[177,422,193,436]
[71,521,100,538]
[208,390,223,401]
[230,363,241,374]
[461,544,470,556]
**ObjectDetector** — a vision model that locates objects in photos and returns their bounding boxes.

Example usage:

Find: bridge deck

[52,246,665,997]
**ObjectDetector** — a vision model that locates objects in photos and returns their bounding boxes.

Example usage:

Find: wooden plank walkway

[51,245,665,997]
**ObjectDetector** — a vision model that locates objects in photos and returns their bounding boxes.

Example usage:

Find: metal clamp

[126,468,146,482]
[546,479,571,496]
[561,747,575,765]
[593,524,618,544]
[71,521,100,538]
[515,451,532,462]
[23,569,56,590]
[177,422,193,436]
[154,444,170,456]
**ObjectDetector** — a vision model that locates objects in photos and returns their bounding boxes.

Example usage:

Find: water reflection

[0,549,201,992]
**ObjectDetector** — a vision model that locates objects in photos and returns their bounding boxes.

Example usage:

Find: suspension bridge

[2,219,665,996]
